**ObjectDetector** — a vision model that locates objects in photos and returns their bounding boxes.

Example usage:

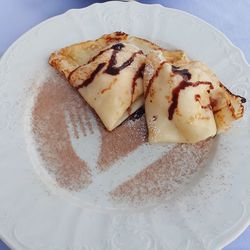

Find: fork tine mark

[76,108,87,137]
[64,111,76,138]
[68,109,79,139]
[82,105,94,134]
[86,113,94,134]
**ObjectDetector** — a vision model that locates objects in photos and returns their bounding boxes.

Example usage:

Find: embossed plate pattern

[0,1,250,249]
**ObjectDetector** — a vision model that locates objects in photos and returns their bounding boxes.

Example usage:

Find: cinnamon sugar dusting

[31,73,147,192]
[31,74,92,191]
[97,114,147,171]
[30,73,214,205]
[111,138,214,205]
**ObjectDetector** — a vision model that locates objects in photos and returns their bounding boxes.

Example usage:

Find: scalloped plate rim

[0,1,250,250]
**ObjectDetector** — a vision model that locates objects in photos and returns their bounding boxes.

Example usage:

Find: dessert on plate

[143,50,246,143]
[49,32,246,143]
[49,32,188,131]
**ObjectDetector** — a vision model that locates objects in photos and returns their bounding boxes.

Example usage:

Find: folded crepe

[143,51,246,143]
[67,42,145,131]
[49,32,189,131]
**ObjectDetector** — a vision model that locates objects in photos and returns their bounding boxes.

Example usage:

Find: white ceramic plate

[0,1,250,249]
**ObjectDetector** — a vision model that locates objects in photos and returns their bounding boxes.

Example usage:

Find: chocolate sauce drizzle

[127,63,146,113]
[88,48,110,64]
[72,43,144,90]
[87,43,124,64]
[172,65,191,81]
[129,107,145,121]
[105,44,143,75]
[75,63,106,90]
[168,81,214,120]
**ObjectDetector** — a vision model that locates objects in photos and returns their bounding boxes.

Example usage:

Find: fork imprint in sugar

[66,106,172,198]
[66,106,101,177]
